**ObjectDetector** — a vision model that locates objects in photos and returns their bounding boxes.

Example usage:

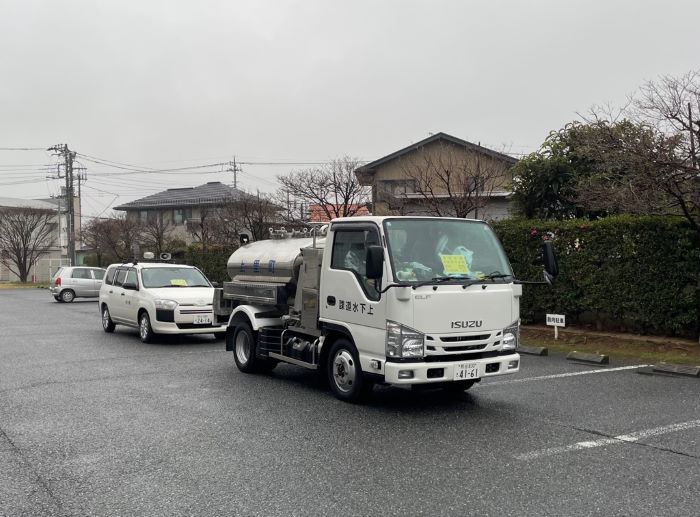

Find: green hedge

[185,245,233,285]
[492,216,700,338]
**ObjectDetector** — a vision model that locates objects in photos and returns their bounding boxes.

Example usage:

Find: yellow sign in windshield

[170,279,188,286]
[440,254,470,275]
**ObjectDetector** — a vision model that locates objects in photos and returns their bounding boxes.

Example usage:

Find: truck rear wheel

[231,322,276,373]
[326,338,372,403]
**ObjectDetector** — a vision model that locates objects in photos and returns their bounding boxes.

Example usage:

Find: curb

[566,351,609,365]
[651,363,700,378]
[518,345,548,356]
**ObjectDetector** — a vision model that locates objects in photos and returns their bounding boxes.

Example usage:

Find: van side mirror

[542,241,558,286]
[366,245,384,280]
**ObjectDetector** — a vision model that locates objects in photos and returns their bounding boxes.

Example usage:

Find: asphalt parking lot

[1,289,699,516]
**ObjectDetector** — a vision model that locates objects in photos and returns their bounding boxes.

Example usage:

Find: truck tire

[326,338,373,403]
[232,321,264,373]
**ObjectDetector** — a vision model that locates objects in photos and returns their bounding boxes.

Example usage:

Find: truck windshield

[383,218,513,283]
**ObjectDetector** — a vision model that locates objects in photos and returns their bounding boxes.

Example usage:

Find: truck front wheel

[326,339,373,403]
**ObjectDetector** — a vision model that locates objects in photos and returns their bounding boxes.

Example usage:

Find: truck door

[320,224,386,358]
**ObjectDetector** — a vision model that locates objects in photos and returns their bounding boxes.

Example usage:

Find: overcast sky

[1,0,698,217]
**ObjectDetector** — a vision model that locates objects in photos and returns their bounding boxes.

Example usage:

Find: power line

[0,147,47,151]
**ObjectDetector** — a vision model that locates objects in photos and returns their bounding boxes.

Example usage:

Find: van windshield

[141,267,211,288]
[383,218,512,283]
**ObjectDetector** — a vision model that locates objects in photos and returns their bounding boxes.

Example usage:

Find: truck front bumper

[384,353,520,385]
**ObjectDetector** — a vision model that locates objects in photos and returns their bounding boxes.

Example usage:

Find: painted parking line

[483,364,650,387]
[515,419,700,461]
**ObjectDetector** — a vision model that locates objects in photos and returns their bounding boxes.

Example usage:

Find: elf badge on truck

[218,216,558,402]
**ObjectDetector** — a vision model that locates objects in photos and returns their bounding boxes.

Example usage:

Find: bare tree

[0,207,56,282]
[140,215,174,256]
[277,156,370,221]
[83,215,142,262]
[396,141,511,219]
[217,191,282,242]
[186,207,219,251]
[575,71,700,233]
[632,70,700,167]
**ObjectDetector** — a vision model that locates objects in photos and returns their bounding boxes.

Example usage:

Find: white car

[98,262,226,342]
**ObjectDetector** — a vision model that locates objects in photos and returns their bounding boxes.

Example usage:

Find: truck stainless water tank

[226,236,326,285]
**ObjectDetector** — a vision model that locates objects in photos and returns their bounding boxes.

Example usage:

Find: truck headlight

[154,299,178,310]
[501,320,519,351]
[386,320,424,358]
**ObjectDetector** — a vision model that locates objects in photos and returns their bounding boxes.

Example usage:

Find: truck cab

[220,216,555,402]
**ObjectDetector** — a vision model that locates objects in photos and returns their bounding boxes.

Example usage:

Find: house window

[377,180,416,201]
[139,210,159,224]
[173,208,192,225]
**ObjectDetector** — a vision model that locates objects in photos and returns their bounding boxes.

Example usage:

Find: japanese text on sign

[546,314,566,327]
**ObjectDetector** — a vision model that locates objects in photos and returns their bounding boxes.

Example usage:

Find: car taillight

[55,277,61,286]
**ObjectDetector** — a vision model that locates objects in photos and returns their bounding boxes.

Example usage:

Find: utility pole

[228,157,241,189]
[48,144,77,266]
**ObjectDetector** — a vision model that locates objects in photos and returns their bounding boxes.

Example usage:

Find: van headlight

[501,320,519,351]
[386,320,424,358]
[154,299,178,310]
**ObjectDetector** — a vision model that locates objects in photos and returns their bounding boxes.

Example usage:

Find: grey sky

[1,0,698,217]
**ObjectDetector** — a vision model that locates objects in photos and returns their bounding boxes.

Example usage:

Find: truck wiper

[481,273,513,281]
[412,276,468,290]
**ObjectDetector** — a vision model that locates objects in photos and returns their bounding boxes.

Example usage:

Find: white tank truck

[216,216,558,402]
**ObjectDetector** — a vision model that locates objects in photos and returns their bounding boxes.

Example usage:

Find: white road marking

[515,419,700,460]
[483,364,649,386]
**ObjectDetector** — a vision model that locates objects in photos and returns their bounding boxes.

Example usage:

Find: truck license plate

[193,314,212,325]
[454,362,478,380]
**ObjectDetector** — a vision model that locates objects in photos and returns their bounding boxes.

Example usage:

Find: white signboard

[546,314,566,327]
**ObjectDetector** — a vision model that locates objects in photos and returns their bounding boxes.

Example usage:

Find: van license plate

[454,362,478,380]
[194,315,212,325]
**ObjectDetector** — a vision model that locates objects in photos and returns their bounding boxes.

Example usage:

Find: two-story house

[355,132,518,220]
[114,181,247,246]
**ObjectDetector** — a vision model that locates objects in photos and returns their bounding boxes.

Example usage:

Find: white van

[98,262,226,342]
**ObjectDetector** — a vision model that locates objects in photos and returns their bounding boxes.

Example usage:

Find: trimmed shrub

[185,245,234,284]
[492,216,700,338]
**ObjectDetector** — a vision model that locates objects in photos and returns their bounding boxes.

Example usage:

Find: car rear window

[52,267,64,279]
[92,268,106,280]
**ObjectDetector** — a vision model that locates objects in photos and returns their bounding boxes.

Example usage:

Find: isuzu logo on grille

[451,320,483,329]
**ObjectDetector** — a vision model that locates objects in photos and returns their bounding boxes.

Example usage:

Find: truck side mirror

[542,241,558,286]
[366,245,384,280]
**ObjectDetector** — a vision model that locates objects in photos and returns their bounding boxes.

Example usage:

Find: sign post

[546,313,566,340]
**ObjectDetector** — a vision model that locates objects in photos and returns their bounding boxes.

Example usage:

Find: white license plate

[193,314,212,325]
[454,362,479,380]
